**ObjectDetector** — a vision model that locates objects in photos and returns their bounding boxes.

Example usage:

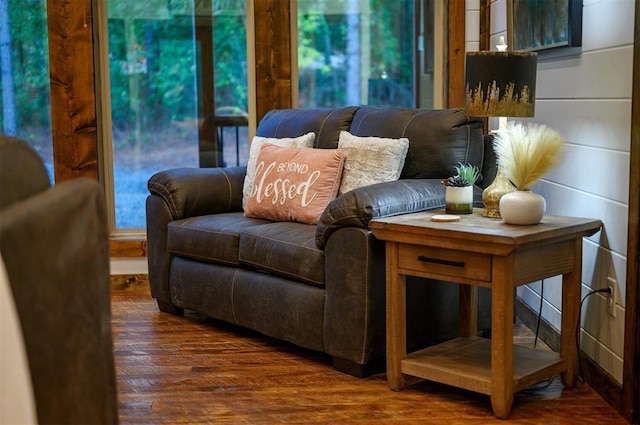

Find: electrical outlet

[607,277,617,318]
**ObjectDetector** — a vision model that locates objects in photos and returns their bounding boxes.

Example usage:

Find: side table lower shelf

[401,337,567,395]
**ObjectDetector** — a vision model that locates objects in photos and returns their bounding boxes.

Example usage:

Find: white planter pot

[499,190,546,225]
[445,186,473,214]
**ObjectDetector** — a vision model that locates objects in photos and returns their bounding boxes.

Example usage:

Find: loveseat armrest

[148,166,247,219]
[316,179,447,249]
[0,178,118,425]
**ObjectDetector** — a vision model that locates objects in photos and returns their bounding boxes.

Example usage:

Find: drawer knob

[417,255,465,268]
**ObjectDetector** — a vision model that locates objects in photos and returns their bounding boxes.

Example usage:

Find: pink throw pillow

[244,144,345,225]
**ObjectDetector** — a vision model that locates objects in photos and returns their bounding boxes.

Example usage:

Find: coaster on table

[431,214,460,222]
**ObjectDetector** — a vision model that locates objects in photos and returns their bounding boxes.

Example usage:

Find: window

[101,1,248,230]
[0,0,53,181]
[297,0,416,108]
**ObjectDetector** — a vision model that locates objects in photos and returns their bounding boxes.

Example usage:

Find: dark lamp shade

[465,51,538,117]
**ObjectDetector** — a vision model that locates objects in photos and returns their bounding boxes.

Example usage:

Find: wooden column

[479,0,490,133]
[446,0,465,108]
[479,0,490,51]
[622,0,640,422]
[47,0,99,182]
[253,0,293,123]
[195,12,219,167]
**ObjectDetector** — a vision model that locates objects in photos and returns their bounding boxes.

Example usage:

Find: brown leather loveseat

[146,107,496,377]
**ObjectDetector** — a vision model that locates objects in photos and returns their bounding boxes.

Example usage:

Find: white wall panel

[582,241,628,308]
[539,182,628,256]
[466,0,480,10]
[466,41,480,53]
[466,10,480,43]
[537,48,633,99]
[543,145,630,203]
[110,257,148,275]
[489,0,507,36]
[581,287,625,358]
[531,99,632,152]
[582,0,635,51]
[581,328,624,383]
[517,284,562,330]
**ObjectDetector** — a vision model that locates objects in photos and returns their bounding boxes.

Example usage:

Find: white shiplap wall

[467,0,634,384]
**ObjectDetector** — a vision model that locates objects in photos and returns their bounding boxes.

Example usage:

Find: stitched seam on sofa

[238,257,322,286]
[167,250,240,266]
[353,109,375,134]
[171,223,238,236]
[230,268,240,323]
[332,228,371,363]
[401,112,420,137]
[316,109,333,146]
[220,169,234,211]
[463,125,470,163]
[244,232,317,251]
[317,213,362,245]
[274,110,291,137]
[148,180,179,218]
[359,229,370,363]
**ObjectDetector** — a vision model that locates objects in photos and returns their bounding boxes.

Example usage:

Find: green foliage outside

[106,1,248,134]
[1,0,51,141]
[298,0,414,107]
[2,0,414,147]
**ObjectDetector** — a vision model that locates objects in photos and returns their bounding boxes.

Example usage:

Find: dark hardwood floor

[111,275,627,424]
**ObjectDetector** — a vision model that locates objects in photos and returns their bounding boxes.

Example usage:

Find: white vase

[445,186,473,214]
[499,190,546,225]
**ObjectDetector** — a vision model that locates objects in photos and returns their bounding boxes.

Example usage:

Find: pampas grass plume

[494,122,565,190]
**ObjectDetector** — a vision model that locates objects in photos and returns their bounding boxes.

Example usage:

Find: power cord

[534,279,544,348]
[531,280,556,388]
[575,287,612,383]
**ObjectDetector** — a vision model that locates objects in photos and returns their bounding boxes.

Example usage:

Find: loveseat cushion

[256,107,358,149]
[239,222,325,287]
[349,108,484,182]
[167,212,272,266]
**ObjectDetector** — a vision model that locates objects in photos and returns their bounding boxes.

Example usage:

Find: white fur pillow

[337,131,409,195]
[243,132,315,208]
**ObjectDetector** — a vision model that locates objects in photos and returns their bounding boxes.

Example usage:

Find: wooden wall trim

[479,0,490,51]
[253,0,293,123]
[47,0,99,182]
[110,240,148,258]
[446,0,466,108]
[622,0,640,421]
[479,0,490,134]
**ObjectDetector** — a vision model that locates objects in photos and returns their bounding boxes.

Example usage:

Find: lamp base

[482,166,515,219]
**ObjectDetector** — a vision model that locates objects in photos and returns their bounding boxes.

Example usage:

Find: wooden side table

[369,209,602,419]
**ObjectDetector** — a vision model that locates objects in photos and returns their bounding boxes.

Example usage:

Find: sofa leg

[332,356,385,378]
[156,299,184,316]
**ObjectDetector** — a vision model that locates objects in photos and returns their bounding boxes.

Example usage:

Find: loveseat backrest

[255,107,487,186]
[256,107,357,149]
[349,107,485,181]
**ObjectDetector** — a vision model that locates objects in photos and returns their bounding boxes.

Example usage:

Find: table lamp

[464,38,538,218]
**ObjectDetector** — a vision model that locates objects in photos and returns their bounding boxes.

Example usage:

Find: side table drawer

[398,244,491,282]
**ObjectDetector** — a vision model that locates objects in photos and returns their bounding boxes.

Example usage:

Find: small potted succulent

[442,163,480,214]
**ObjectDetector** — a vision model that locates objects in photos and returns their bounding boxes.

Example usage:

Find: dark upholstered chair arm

[148,166,246,219]
[315,179,446,249]
[0,178,118,425]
